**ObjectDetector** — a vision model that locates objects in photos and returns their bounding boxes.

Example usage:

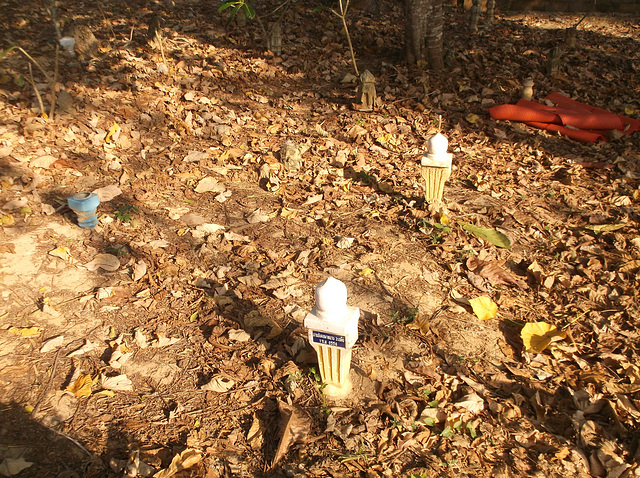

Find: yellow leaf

[440,213,450,226]
[466,113,480,124]
[625,107,636,115]
[95,390,115,397]
[280,207,298,219]
[359,268,374,277]
[217,150,230,163]
[469,296,497,320]
[9,326,43,337]
[66,374,96,398]
[48,246,72,261]
[24,405,34,413]
[104,121,120,143]
[376,133,398,145]
[521,322,566,353]
[2,214,15,225]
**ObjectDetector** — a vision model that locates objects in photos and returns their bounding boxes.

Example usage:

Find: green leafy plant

[391,307,418,325]
[410,473,428,478]
[106,246,127,258]
[406,307,419,321]
[440,426,454,438]
[459,222,511,249]
[114,205,138,223]
[338,437,371,464]
[308,366,321,383]
[219,0,256,25]
[353,170,375,184]
[418,219,450,243]
[390,416,403,431]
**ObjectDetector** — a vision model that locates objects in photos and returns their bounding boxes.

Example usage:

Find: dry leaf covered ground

[1,0,639,476]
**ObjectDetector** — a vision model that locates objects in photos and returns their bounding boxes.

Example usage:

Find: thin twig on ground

[26,64,46,116]
[31,347,63,417]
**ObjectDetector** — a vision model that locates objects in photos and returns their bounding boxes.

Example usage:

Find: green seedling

[353,170,375,184]
[391,307,418,325]
[308,366,321,383]
[440,426,454,438]
[106,246,127,258]
[418,219,450,243]
[114,205,138,223]
[219,0,256,25]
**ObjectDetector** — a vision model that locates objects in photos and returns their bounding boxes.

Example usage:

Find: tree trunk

[405,0,444,70]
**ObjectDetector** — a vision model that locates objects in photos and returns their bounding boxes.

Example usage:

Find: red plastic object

[488,93,640,142]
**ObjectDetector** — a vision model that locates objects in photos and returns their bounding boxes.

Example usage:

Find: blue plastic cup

[67,191,100,228]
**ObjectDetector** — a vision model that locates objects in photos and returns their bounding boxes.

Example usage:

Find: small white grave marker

[304,277,359,397]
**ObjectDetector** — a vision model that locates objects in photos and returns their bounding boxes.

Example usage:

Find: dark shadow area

[0,404,105,477]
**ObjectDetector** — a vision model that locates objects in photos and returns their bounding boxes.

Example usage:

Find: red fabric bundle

[488,93,640,142]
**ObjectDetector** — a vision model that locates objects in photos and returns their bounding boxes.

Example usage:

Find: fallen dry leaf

[101,374,133,391]
[109,343,133,369]
[153,448,201,478]
[521,322,566,353]
[9,326,42,337]
[40,335,64,352]
[468,296,498,320]
[93,184,122,202]
[247,413,266,450]
[84,253,120,272]
[455,393,485,414]
[246,208,270,224]
[132,259,147,282]
[66,339,98,357]
[48,246,73,261]
[201,376,235,392]
[155,333,180,347]
[467,257,527,289]
[134,329,149,349]
[271,400,310,469]
[0,456,33,476]
[195,177,226,193]
[66,373,96,398]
